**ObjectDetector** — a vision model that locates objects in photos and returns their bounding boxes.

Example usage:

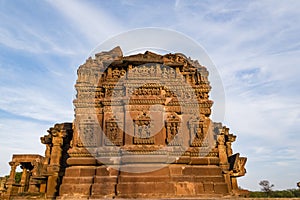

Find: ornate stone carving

[188,116,208,147]
[133,112,154,144]
[104,116,123,146]
[78,117,99,147]
[131,87,161,96]
[228,153,247,177]
[31,158,43,177]
[165,113,182,146]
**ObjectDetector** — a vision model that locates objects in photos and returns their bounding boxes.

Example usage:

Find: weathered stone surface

[0,176,7,199]
[3,47,247,199]
[117,182,175,197]
[91,183,116,197]
[59,183,91,196]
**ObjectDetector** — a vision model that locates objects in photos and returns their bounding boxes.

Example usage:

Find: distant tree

[15,172,22,184]
[272,189,294,198]
[293,188,300,197]
[249,191,266,198]
[259,180,274,197]
[250,189,300,198]
[4,172,21,183]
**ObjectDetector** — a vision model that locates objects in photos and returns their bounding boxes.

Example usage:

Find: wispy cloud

[0,1,89,55]
[167,0,300,190]
[47,0,125,44]
[0,86,73,122]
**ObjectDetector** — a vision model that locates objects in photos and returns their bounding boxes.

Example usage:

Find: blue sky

[1,0,300,191]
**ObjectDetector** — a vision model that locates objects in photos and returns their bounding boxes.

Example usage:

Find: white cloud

[0,86,73,122]
[0,7,88,55]
[169,1,300,190]
[47,0,125,44]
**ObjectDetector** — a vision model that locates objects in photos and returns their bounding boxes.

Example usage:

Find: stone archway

[4,155,44,198]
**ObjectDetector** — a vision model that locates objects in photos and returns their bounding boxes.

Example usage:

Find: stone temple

[1,47,247,199]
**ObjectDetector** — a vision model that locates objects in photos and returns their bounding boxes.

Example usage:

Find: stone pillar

[217,134,228,169]
[40,183,46,193]
[50,137,63,166]
[217,132,232,193]
[226,141,233,156]
[226,134,236,157]
[41,134,52,174]
[28,160,42,193]
[44,144,51,165]
[4,162,18,198]
[46,174,59,198]
[7,162,17,184]
[18,166,28,193]
[46,135,63,198]
[71,121,80,147]
[231,177,238,190]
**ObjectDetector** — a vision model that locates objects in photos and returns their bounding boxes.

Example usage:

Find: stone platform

[59,163,229,199]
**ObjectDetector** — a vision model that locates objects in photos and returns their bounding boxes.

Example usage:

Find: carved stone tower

[57,47,247,198]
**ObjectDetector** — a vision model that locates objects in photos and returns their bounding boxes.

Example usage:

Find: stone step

[60,164,229,198]
[115,182,229,198]
[117,182,175,197]
[62,176,94,184]
[117,175,225,183]
[91,183,117,197]
[64,166,96,177]
[59,183,91,196]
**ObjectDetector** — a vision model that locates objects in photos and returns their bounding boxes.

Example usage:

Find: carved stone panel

[188,116,207,147]
[165,113,182,146]
[104,117,123,146]
[133,113,154,145]
[78,117,99,147]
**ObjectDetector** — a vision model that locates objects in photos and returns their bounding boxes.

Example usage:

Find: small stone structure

[4,154,44,197]
[2,47,247,199]
[0,176,8,198]
[3,123,72,199]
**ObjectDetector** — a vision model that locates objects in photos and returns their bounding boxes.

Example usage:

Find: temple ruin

[2,47,247,199]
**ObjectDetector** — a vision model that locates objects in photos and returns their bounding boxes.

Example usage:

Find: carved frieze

[73,48,215,149]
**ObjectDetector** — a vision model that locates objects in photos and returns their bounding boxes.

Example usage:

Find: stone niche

[3,47,248,199]
[58,46,248,199]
